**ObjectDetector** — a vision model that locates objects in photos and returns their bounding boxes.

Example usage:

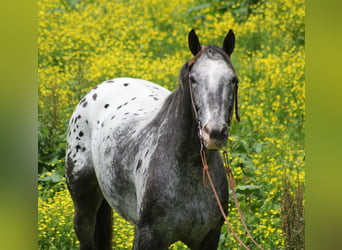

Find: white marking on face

[190,54,236,129]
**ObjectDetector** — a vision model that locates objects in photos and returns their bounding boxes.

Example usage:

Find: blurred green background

[306,1,342,249]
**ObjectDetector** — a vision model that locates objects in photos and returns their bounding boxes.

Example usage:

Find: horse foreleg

[133,226,168,250]
[197,225,222,250]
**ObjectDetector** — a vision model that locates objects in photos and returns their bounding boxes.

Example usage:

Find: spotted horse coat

[66,29,238,250]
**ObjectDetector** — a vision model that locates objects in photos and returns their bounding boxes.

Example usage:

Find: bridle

[187,46,240,138]
[187,48,263,250]
[187,47,204,146]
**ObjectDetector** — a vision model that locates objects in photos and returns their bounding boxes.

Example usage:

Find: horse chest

[139,158,224,239]
[175,177,222,229]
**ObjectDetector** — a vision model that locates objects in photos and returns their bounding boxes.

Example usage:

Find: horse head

[187,29,240,150]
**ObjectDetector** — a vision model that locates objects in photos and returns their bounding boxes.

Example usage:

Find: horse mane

[178,63,188,84]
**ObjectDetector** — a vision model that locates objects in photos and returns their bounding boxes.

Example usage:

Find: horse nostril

[220,125,228,138]
[203,124,211,135]
[203,123,228,140]
[202,123,228,142]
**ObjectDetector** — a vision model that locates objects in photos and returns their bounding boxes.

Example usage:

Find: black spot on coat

[92,93,97,100]
[79,98,86,105]
[144,150,149,158]
[136,159,142,171]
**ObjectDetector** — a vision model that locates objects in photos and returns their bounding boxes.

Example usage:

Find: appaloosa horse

[66,28,239,250]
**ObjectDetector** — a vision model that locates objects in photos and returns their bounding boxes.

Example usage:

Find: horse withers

[66,29,239,250]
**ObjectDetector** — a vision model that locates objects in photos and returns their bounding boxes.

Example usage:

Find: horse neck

[156,77,202,160]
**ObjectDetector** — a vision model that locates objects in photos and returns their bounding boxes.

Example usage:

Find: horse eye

[232,76,238,85]
[190,76,198,84]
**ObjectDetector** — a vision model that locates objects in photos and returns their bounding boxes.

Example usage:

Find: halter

[187,46,240,142]
[186,48,263,250]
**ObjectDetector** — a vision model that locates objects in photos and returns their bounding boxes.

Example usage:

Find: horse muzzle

[201,123,228,150]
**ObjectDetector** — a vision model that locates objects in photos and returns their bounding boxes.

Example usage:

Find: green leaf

[236,185,261,191]
[38,171,63,183]
[255,142,263,153]
[234,185,262,196]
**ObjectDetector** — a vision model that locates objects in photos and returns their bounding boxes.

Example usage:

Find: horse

[65,28,239,250]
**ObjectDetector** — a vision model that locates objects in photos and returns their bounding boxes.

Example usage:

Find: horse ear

[222,29,235,56]
[188,29,201,56]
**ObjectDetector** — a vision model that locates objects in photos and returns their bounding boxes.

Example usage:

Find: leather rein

[187,49,263,250]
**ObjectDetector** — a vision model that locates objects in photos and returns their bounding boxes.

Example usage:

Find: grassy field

[38,0,305,249]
